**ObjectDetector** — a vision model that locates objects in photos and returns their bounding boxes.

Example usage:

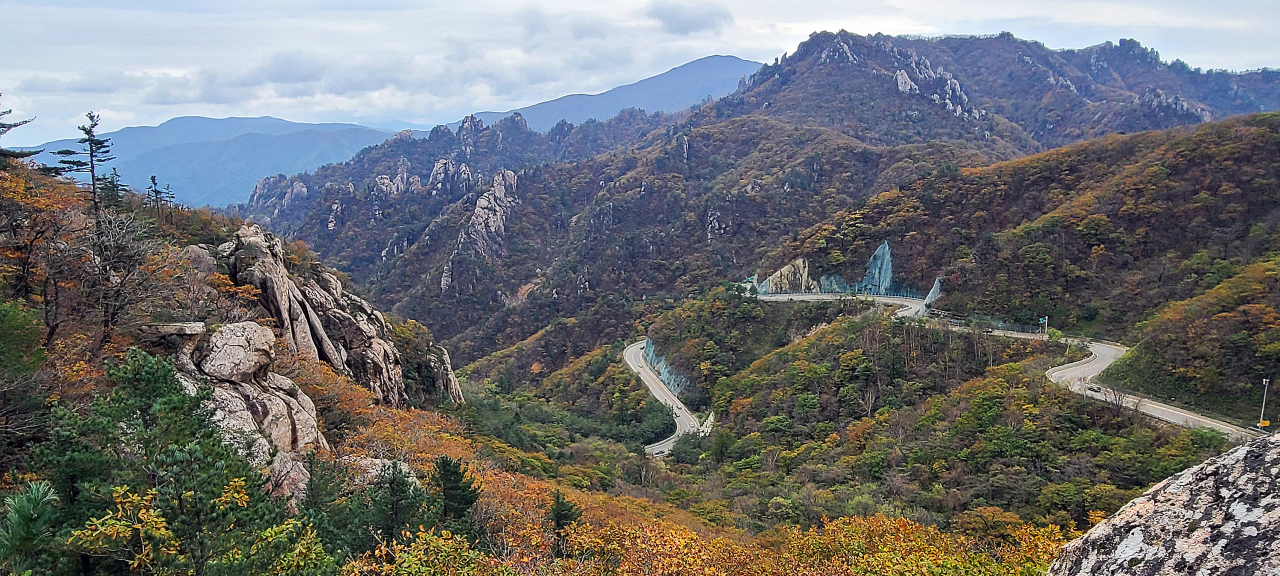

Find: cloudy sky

[5,0,1277,145]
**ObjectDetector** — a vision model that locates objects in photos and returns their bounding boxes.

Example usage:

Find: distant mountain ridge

[116,127,390,207]
[23,116,391,207]
[458,55,762,132]
[20,55,761,206]
[25,116,377,164]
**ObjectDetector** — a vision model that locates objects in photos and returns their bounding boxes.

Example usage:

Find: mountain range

[24,116,389,207]
[7,28,1280,572]
[20,55,762,207]
[235,32,1273,341]
[459,55,762,131]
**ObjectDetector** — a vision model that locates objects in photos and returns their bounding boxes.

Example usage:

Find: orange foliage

[276,350,376,441]
[486,514,1067,576]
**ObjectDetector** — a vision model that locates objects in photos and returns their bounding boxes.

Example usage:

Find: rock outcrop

[757,258,819,295]
[1048,434,1280,576]
[441,170,518,293]
[427,345,465,405]
[177,321,329,502]
[375,157,423,198]
[460,169,519,260]
[426,158,474,196]
[223,224,409,406]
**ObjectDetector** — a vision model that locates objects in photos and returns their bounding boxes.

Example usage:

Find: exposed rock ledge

[173,321,329,502]
[1048,434,1280,575]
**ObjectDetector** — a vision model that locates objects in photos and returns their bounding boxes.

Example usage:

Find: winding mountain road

[624,341,702,456]
[629,293,1259,457]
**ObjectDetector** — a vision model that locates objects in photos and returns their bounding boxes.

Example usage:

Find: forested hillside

[1102,254,1280,420]
[0,129,1080,576]
[774,112,1280,421]
[6,27,1280,574]
[781,113,1280,330]
[239,31,1280,385]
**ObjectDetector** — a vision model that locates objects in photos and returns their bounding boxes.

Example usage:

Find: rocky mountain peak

[427,124,455,142]
[457,114,485,142]
[736,30,987,127]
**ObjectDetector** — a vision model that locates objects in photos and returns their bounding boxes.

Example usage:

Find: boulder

[178,322,332,503]
[181,245,219,276]
[200,322,275,383]
[1048,434,1280,576]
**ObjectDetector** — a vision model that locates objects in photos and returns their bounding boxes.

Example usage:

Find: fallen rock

[1048,434,1280,576]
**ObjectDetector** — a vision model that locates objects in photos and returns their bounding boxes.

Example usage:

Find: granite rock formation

[1048,433,1280,575]
[757,258,819,295]
[441,170,519,293]
[176,321,329,502]
[222,224,416,406]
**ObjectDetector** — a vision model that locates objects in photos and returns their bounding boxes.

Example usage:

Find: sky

[4,0,1278,145]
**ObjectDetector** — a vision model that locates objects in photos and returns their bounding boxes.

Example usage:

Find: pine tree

[146,175,174,222]
[546,489,581,558]
[0,482,59,575]
[36,350,288,574]
[49,112,114,219]
[429,455,479,528]
[0,95,39,167]
[95,167,127,209]
[355,464,437,553]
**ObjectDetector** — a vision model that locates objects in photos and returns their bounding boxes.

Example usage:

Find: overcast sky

[5,0,1278,145]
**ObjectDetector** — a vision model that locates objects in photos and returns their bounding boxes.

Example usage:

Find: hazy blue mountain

[115,127,389,207]
[20,54,759,206]
[21,116,389,207]
[26,116,373,164]
[459,55,761,131]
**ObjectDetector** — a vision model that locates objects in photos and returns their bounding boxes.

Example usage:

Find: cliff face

[1048,433,1280,576]
[218,224,413,406]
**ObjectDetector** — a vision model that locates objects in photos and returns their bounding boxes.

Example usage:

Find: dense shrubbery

[1103,254,1280,423]
[462,341,676,460]
[784,113,1280,336]
[647,285,871,410]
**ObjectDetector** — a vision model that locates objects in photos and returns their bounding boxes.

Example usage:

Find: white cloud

[643,1,734,35]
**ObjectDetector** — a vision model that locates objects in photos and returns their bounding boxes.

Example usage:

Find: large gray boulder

[200,321,275,383]
[1048,434,1280,575]
[181,321,331,502]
